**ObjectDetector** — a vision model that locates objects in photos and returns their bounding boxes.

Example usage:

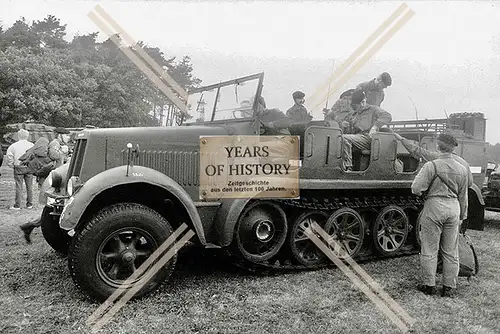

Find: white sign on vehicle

[199,135,300,199]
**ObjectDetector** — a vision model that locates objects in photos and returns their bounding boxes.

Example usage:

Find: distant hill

[170,46,500,144]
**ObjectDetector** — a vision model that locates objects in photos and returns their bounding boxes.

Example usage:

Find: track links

[229,194,424,274]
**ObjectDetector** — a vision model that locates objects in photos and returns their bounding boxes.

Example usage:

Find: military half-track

[43,72,487,301]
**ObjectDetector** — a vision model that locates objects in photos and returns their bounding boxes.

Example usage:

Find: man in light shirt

[410,133,469,297]
[6,129,34,210]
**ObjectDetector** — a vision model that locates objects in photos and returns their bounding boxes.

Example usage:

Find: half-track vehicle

[42,72,487,301]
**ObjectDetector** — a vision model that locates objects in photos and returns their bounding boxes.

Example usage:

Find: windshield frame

[185,72,264,123]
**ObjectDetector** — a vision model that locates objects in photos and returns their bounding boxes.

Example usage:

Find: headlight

[67,176,82,196]
[50,171,62,189]
[48,171,53,187]
[46,197,56,206]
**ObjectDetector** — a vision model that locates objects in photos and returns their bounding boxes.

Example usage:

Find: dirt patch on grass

[1,164,500,333]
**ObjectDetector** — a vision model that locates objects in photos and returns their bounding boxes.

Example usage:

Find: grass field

[1,163,500,334]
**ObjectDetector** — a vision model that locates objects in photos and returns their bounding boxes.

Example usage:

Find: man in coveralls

[411,133,469,297]
[394,132,473,188]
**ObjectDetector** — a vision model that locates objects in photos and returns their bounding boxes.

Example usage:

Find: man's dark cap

[340,89,355,99]
[54,127,70,134]
[380,72,392,86]
[292,91,305,99]
[351,89,366,104]
[437,133,458,147]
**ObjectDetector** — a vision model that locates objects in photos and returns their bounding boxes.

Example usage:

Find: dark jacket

[325,95,355,123]
[258,108,293,135]
[18,137,55,178]
[286,104,312,122]
[348,104,392,134]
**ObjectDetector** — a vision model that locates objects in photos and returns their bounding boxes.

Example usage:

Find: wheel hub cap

[122,251,136,263]
[255,220,274,242]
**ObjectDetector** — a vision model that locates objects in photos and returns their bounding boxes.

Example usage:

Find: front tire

[41,206,71,255]
[68,203,177,302]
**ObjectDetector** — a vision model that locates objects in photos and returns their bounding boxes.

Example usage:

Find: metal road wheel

[323,208,366,260]
[289,211,329,267]
[372,205,409,256]
[68,203,177,302]
[234,201,288,263]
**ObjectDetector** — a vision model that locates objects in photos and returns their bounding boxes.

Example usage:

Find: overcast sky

[3,0,499,64]
[2,0,500,142]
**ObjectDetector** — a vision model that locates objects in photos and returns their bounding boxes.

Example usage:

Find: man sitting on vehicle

[324,88,356,132]
[255,96,294,135]
[286,91,313,122]
[342,89,393,171]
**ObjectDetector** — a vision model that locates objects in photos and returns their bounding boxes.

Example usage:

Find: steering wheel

[233,108,253,119]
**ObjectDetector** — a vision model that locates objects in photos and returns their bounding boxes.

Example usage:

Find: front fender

[214,198,253,247]
[470,183,485,205]
[59,165,206,244]
[465,184,485,231]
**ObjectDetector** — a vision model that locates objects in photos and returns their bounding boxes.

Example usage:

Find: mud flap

[462,188,485,232]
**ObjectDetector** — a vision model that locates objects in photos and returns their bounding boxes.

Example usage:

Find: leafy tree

[0,15,202,129]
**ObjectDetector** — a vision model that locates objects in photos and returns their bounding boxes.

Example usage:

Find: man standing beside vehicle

[19,127,71,243]
[393,132,473,188]
[49,127,71,167]
[411,133,469,297]
[6,129,34,210]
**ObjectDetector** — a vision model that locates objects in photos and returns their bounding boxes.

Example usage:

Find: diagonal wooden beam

[88,9,188,115]
[310,8,415,113]
[94,4,188,101]
[307,3,409,106]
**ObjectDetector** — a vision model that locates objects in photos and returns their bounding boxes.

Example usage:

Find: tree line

[0,15,201,129]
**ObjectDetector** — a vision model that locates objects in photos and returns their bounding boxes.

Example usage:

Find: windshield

[185,73,263,123]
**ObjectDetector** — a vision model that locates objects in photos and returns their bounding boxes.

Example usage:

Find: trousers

[419,197,460,288]
[14,171,34,208]
[342,134,372,169]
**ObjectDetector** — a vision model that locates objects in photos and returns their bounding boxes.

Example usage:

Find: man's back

[412,153,469,219]
[357,79,384,106]
[7,140,34,168]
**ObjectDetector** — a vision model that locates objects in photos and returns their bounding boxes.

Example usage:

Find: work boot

[20,222,36,244]
[417,284,437,295]
[441,286,456,298]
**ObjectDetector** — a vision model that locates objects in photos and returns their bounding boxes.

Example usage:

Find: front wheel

[68,203,177,302]
[41,206,71,255]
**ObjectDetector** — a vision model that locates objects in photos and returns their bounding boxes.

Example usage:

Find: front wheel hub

[255,219,274,242]
[121,251,136,263]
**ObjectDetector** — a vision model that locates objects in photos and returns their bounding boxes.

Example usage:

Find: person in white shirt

[6,129,34,209]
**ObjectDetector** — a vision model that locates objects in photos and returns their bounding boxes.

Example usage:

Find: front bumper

[44,188,71,220]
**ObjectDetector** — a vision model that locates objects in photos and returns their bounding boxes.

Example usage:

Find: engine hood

[80,124,233,145]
